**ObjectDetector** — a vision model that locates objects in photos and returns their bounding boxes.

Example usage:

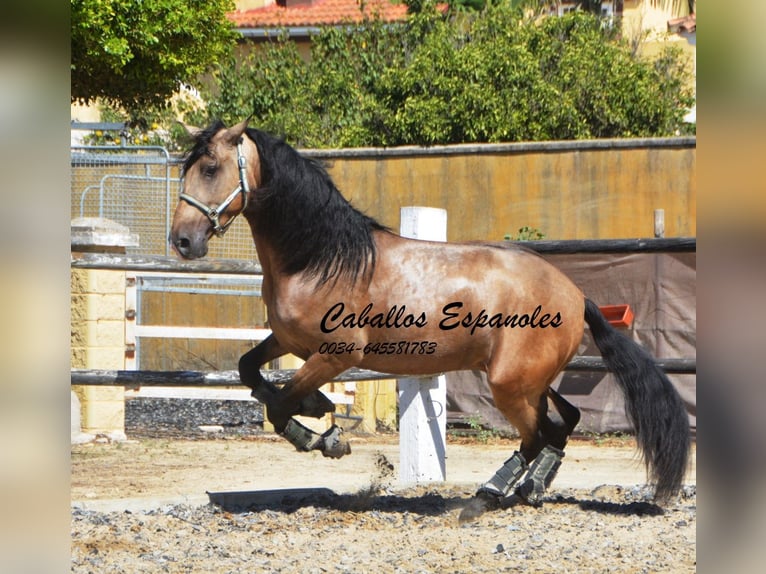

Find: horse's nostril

[171,234,192,257]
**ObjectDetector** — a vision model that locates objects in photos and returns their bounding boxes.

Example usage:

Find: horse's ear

[225,116,251,144]
[176,121,203,140]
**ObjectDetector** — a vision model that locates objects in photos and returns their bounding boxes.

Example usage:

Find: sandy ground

[71,435,696,573]
[71,435,694,511]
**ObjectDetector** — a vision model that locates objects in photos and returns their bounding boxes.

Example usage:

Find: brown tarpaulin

[445,253,696,436]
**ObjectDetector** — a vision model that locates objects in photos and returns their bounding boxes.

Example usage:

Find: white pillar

[654,208,665,238]
[398,207,447,484]
[399,206,447,242]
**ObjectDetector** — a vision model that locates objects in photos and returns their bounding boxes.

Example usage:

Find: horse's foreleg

[239,335,335,419]
[238,335,284,402]
[267,353,352,459]
[268,356,346,425]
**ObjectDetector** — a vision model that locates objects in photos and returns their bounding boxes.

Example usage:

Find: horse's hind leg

[459,383,580,522]
[543,387,580,449]
[459,381,547,522]
[515,388,580,507]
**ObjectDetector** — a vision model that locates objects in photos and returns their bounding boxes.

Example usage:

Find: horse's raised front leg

[239,334,335,418]
[238,334,283,403]
[267,352,353,459]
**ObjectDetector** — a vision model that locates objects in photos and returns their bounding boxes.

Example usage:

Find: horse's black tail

[584,298,690,501]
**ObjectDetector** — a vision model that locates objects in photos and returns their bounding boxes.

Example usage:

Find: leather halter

[178,138,251,237]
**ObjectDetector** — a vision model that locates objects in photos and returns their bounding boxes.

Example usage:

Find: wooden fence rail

[70,237,696,274]
[71,355,696,391]
[512,237,696,254]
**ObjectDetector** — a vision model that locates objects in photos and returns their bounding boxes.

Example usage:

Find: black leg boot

[515,444,565,507]
[279,419,351,458]
[459,451,528,522]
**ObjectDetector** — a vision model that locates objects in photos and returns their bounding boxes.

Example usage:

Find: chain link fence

[70,142,257,260]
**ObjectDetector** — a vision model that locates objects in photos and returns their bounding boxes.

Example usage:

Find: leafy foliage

[71,0,237,114]
[505,226,546,241]
[85,3,693,148]
[196,5,693,148]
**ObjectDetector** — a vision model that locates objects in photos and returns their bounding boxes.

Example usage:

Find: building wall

[316,139,696,242]
[622,0,696,80]
[71,268,126,436]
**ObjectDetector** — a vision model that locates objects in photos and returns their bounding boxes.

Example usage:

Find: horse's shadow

[542,494,665,517]
[206,487,665,518]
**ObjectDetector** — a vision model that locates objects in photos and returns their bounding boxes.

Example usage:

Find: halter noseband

[179,138,251,237]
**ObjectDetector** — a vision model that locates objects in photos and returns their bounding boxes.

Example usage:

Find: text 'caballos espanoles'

[319,301,562,335]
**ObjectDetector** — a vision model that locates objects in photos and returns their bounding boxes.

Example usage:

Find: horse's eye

[202,164,218,178]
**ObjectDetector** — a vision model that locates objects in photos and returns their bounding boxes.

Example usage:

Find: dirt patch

[71,435,696,573]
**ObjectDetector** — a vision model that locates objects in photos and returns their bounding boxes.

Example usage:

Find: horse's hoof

[515,478,545,508]
[458,491,501,523]
[299,391,336,419]
[319,425,351,459]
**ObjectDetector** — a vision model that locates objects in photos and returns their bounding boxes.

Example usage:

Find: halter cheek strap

[179,139,252,237]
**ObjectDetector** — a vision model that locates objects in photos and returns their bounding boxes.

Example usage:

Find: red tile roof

[229,0,411,28]
[667,13,696,34]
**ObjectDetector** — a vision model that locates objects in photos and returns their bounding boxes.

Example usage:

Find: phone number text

[317,341,437,356]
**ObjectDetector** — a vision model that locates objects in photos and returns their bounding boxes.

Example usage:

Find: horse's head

[169,118,260,259]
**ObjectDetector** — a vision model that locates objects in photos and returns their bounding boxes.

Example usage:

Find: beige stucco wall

[71,268,127,435]
[622,0,696,87]
[319,140,696,242]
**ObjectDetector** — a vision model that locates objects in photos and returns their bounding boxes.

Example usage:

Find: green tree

[201,18,411,148]
[196,6,694,147]
[367,9,692,144]
[202,36,318,146]
[71,0,237,115]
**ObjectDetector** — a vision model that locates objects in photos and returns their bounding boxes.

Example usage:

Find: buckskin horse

[169,119,690,521]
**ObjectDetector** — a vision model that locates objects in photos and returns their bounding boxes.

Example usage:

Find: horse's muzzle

[169,231,208,260]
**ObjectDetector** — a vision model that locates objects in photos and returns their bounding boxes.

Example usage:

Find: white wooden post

[398,207,447,484]
[654,209,665,238]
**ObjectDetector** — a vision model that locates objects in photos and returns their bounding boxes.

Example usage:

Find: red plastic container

[598,304,634,328]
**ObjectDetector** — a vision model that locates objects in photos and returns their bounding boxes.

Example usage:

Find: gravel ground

[71,483,696,573]
[73,399,696,573]
[125,397,264,439]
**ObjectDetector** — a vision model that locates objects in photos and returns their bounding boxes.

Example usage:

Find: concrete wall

[71,267,126,437]
[314,138,696,242]
[71,218,136,440]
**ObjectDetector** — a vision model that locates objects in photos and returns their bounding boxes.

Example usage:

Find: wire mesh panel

[71,145,259,259]
[102,175,174,254]
[202,216,258,260]
[71,146,174,255]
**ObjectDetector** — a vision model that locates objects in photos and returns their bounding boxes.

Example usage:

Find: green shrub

[120,5,696,148]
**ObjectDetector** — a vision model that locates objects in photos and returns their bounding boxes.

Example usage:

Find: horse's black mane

[182,121,224,176]
[185,121,387,285]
